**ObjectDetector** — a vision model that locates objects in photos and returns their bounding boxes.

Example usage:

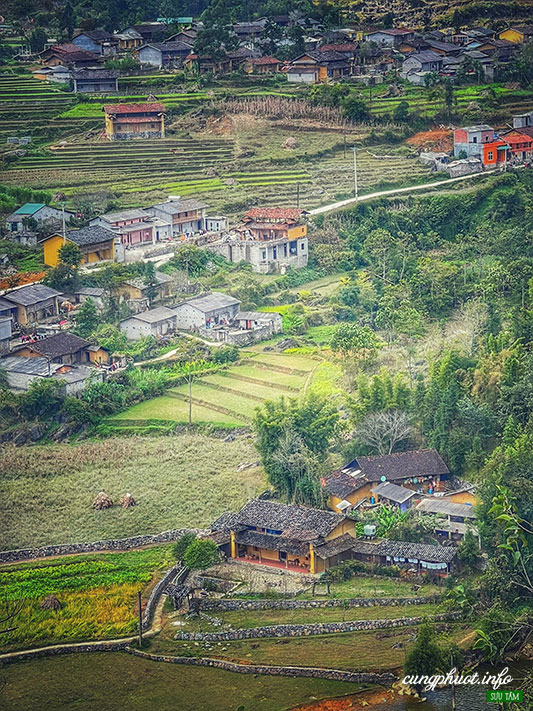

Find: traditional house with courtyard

[325,449,449,513]
[90,209,156,246]
[103,102,166,140]
[119,306,177,339]
[39,43,101,69]
[243,57,281,74]
[12,331,109,365]
[205,207,308,274]
[370,481,415,512]
[2,284,63,326]
[211,499,356,574]
[288,51,350,83]
[43,226,115,267]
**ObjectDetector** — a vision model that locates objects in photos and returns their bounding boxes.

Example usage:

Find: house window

[300,242,305,250]
[488,151,493,160]
[472,136,477,143]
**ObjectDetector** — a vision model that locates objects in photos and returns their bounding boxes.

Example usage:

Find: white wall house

[119,307,177,340]
[173,293,240,331]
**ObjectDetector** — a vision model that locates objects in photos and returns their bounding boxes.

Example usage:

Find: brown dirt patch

[407,128,453,153]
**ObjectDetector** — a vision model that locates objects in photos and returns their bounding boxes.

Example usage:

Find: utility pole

[343,132,347,158]
[352,147,358,200]
[62,203,66,244]
[296,182,300,208]
[137,590,143,647]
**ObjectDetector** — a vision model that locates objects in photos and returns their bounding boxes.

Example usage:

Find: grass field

[0,434,266,550]
[0,652,363,711]
[108,353,324,430]
[0,547,174,651]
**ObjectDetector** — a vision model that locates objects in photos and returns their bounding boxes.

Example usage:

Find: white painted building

[173,292,240,331]
[119,306,177,340]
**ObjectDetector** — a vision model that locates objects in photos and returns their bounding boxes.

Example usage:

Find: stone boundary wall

[199,595,440,612]
[0,529,204,564]
[0,640,131,664]
[125,648,397,684]
[175,611,461,641]
[142,564,188,630]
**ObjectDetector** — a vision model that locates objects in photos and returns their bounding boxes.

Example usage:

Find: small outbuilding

[119,306,177,339]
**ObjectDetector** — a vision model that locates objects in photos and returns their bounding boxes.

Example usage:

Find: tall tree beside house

[44,242,82,291]
[194,0,239,59]
[74,298,99,339]
[183,538,218,570]
[143,261,158,305]
[29,28,47,53]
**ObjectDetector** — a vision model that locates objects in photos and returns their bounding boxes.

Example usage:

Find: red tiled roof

[47,43,98,60]
[514,127,533,139]
[503,129,533,144]
[244,207,305,220]
[114,116,163,124]
[320,43,358,52]
[249,56,280,65]
[104,102,165,114]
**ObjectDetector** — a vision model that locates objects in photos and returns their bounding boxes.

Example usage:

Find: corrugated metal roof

[416,498,476,519]
[176,292,239,313]
[14,203,46,215]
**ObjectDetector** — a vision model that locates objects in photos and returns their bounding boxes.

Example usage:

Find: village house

[453,124,503,161]
[365,28,415,47]
[243,56,281,74]
[13,331,109,365]
[415,498,477,541]
[233,310,282,333]
[39,43,101,69]
[288,51,350,83]
[502,130,533,163]
[325,449,449,514]
[119,306,177,339]
[90,209,156,246]
[348,538,457,575]
[513,110,533,129]
[138,42,193,68]
[0,356,102,395]
[205,207,308,274]
[116,271,174,303]
[499,25,533,43]
[103,102,166,140]
[114,28,143,51]
[71,69,119,93]
[319,43,359,61]
[72,287,105,310]
[2,284,63,327]
[130,22,167,43]
[0,316,12,354]
[32,65,72,84]
[173,292,240,332]
[421,39,462,57]
[184,53,232,75]
[147,198,208,235]
[5,203,75,234]
[211,499,356,574]
[401,51,443,81]
[42,226,115,267]
[72,30,119,57]
[370,481,415,512]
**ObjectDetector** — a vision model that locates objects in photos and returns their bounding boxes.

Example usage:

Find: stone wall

[175,612,461,641]
[126,648,397,684]
[0,640,131,664]
[0,529,203,564]
[198,595,440,612]
[142,564,188,630]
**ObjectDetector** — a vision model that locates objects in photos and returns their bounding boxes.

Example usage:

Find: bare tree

[0,597,24,636]
[354,409,412,455]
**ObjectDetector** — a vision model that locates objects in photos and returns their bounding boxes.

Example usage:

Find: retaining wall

[125,648,397,684]
[0,529,204,564]
[175,611,461,641]
[142,564,188,630]
[0,640,131,664]
[198,595,440,612]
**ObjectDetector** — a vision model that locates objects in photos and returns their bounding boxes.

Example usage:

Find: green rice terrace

[109,352,325,432]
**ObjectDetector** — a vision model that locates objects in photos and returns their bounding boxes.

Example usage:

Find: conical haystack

[93,491,113,510]
[41,594,61,611]
[119,492,136,509]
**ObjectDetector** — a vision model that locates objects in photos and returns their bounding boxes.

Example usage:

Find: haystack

[119,492,136,509]
[283,136,297,149]
[41,594,61,611]
[93,491,113,510]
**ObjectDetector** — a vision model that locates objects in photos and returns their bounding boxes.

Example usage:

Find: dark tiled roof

[71,69,119,79]
[356,449,449,482]
[141,42,193,52]
[324,464,369,499]
[375,539,457,563]
[307,50,349,62]
[64,225,115,246]
[314,533,357,559]
[407,50,443,63]
[4,284,62,306]
[415,499,476,519]
[211,511,239,532]
[21,332,91,358]
[235,529,310,556]
[234,499,344,539]
[177,292,240,313]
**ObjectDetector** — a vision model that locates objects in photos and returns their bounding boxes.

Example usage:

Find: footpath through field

[309,169,498,216]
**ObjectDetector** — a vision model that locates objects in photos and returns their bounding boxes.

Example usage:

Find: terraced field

[108,353,321,431]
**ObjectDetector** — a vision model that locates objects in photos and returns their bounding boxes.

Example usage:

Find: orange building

[43,226,115,267]
[482,139,509,166]
[103,102,165,140]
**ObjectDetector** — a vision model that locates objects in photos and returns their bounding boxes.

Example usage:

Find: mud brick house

[325,449,449,513]
[90,209,155,245]
[147,198,208,235]
[205,207,308,274]
[365,29,415,47]
[288,51,350,83]
[117,271,174,302]
[243,57,281,74]
[173,292,240,331]
[114,28,143,50]
[499,25,533,43]
[71,69,119,93]
[103,102,165,140]
[2,284,62,326]
[349,538,457,575]
[43,226,115,267]
[39,43,101,69]
[119,306,177,339]
[211,499,356,574]
[13,331,109,365]
[0,317,12,354]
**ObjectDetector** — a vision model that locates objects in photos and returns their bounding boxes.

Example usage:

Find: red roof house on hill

[103,102,166,140]
[243,207,307,223]
[40,43,101,68]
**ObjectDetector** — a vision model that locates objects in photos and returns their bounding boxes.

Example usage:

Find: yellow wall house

[499,26,533,43]
[211,499,356,575]
[103,101,165,140]
[43,226,115,267]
